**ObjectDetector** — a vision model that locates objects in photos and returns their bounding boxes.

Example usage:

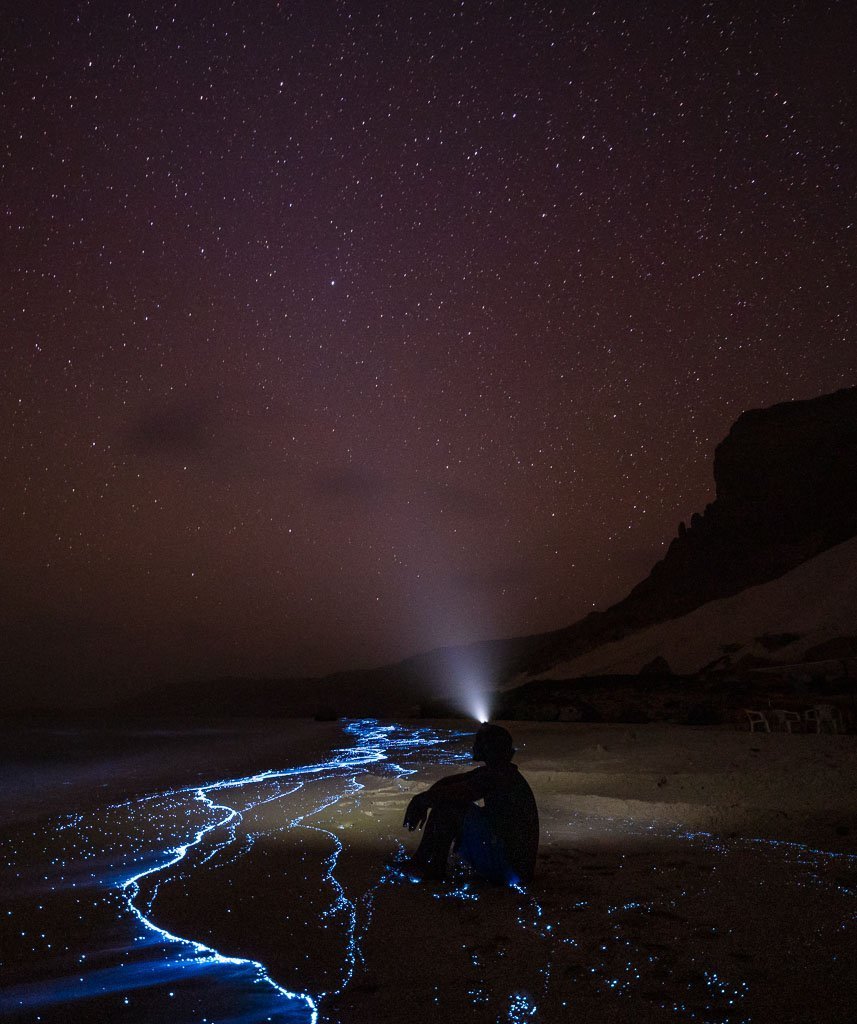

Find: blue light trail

[3,720,854,1023]
[0,719,469,1023]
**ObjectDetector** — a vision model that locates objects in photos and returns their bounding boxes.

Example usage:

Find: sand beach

[2,718,856,1024]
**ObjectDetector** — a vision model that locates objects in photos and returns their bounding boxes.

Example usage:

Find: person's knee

[435,800,472,818]
[425,801,471,834]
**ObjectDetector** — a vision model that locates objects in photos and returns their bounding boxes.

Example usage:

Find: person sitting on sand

[400,723,539,884]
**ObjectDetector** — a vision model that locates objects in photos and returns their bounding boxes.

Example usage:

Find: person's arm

[403,769,488,831]
[424,768,487,804]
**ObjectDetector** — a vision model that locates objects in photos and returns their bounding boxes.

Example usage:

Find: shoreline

[2,719,856,1023]
[3,717,855,850]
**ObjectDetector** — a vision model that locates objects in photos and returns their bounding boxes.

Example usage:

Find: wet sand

[2,720,855,1023]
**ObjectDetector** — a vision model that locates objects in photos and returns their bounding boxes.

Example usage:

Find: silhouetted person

[401,723,539,884]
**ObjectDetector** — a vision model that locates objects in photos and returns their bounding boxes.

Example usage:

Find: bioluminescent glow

[3,720,854,1024]
[0,719,469,1023]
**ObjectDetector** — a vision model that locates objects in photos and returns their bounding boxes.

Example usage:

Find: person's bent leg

[412,802,470,879]
[457,805,514,884]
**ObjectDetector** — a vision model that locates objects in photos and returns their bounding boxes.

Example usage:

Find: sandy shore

[2,719,856,1023]
[323,723,857,1023]
[513,721,857,847]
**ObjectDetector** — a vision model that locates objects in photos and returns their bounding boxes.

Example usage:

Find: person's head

[473,723,515,765]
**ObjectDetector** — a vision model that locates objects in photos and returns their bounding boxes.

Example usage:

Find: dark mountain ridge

[112,386,857,718]
[511,384,857,678]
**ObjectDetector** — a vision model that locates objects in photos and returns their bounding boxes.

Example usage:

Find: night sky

[2,2,855,707]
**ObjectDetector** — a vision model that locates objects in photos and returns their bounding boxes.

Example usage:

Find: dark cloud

[127,398,217,457]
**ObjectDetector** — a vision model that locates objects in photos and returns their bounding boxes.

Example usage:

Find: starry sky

[2,2,855,707]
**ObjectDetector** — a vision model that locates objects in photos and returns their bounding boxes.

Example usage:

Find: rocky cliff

[118,387,857,717]
[510,385,857,677]
[624,385,857,619]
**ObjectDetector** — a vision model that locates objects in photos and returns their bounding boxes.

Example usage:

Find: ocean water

[0,718,470,1023]
[3,719,856,1024]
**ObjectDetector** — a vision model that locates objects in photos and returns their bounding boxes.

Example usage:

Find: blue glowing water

[0,719,469,1023]
[3,720,855,1023]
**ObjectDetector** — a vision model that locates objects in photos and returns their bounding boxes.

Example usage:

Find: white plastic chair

[743,709,770,733]
[805,705,840,734]
[770,709,802,733]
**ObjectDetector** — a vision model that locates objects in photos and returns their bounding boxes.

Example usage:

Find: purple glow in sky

[1,2,854,705]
